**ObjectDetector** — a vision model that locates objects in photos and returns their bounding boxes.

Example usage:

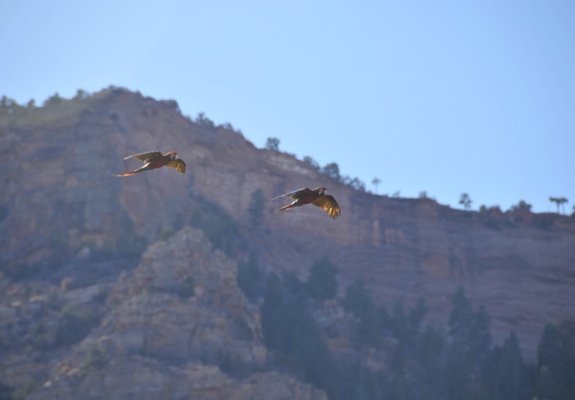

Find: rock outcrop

[19,227,325,400]
[102,227,266,366]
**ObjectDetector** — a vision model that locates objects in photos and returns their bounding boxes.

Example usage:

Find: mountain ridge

[1,86,574,363]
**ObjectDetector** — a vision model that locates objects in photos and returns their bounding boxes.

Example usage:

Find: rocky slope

[1,87,574,379]
[1,227,326,399]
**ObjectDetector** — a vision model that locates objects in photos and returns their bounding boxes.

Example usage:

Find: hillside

[1,87,574,398]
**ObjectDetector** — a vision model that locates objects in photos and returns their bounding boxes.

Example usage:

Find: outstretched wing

[272,187,312,201]
[312,195,341,219]
[123,151,163,162]
[166,159,186,174]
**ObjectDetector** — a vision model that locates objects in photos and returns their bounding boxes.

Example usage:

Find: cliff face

[2,227,325,400]
[1,88,574,377]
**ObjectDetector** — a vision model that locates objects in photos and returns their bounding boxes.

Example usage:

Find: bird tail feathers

[114,171,138,177]
[278,203,296,213]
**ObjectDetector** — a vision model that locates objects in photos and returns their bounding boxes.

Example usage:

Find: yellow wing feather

[166,159,186,173]
[312,195,341,219]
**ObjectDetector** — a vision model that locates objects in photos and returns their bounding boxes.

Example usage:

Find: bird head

[168,151,180,160]
[317,187,327,195]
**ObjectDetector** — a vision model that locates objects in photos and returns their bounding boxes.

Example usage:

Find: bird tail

[114,171,138,177]
[278,203,296,213]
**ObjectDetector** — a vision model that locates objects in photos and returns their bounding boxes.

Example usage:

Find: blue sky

[2,0,574,212]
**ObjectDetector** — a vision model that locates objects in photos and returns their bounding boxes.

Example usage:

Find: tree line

[238,256,575,400]
[265,137,574,216]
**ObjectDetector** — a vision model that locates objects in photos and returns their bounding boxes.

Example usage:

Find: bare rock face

[24,227,326,400]
[102,226,267,365]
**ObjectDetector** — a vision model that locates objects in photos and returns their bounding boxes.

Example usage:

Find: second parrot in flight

[115,151,186,177]
[274,187,341,219]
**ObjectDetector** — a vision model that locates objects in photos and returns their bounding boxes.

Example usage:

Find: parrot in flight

[273,187,341,219]
[115,151,186,177]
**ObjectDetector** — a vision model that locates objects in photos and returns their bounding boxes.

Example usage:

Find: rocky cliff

[1,227,326,400]
[1,87,574,396]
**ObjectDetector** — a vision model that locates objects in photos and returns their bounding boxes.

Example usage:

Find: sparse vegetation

[177,276,195,299]
[54,306,100,347]
[342,278,381,345]
[341,176,366,191]
[306,257,338,302]
[84,343,108,368]
[303,156,320,170]
[44,93,63,107]
[318,161,367,192]
[247,189,265,228]
[265,137,280,151]
[194,112,215,128]
[510,200,532,213]
[218,121,244,137]
[0,382,13,400]
[372,177,381,194]
[534,322,575,399]
[190,197,241,255]
[74,89,89,100]
[321,162,341,180]
[459,193,472,210]
[549,196,569,214]
[237,253,263,302]
[0,96,19,114]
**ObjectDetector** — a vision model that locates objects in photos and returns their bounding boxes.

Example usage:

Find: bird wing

[166,159,186,174]
[272,187,312,200]
[123,151,163,162]
[312,195,341,219]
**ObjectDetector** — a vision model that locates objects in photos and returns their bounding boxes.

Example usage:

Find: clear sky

[2,0,574,212]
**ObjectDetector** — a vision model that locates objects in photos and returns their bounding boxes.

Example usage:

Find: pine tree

[343,279,380,345]
[261,273,285,350]
[247,188,265,228]
[459,193,472,210]
[391,300,410,343]
[322,162,341,180]
[416,325,445,385]
[535,322,575,400]
[468,306,493,364]
[342,279,373,316]
[442,338,474,400]
[495,331,528,400]
[448,287,473,339]
[307,257,338,301]
[265,137,280,151]
[236,253,262,301]
[409,296,428,333]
